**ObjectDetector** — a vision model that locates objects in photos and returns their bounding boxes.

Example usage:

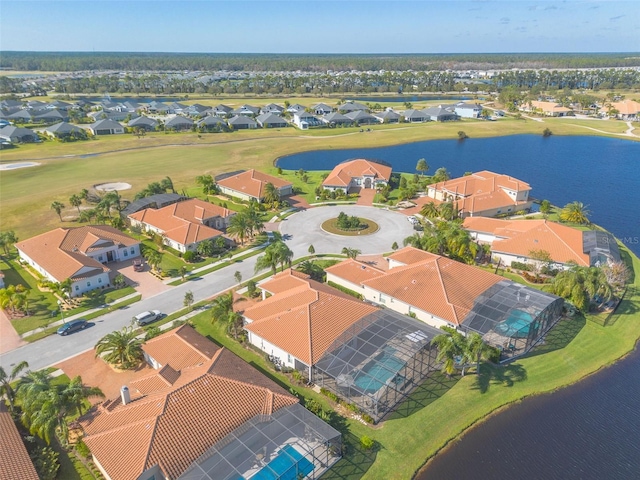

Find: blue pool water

[249,445,314,480]
[494,309,534,338]
[353,352,406,393]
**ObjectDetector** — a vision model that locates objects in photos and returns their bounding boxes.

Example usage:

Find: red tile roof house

[325,247,564,358]
[216,169,293,203]
[520,100,572,117]
[242,270,443,422]
[128,198,234,253]
[462,217,621,270]
[425,170,533,218]
[321,159,392,193]
[0,403,39,480]
[16,226,140,297]
[80,325,341,480]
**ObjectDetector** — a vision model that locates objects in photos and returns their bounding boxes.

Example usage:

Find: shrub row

[327,281,363,300]
[319,387,374,424]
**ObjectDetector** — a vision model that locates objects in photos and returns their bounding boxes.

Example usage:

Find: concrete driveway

[278,205,415,256]
[112,259,171,299]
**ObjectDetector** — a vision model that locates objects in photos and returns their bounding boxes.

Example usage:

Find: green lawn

[6,116,636,241]
[0,253,136,334]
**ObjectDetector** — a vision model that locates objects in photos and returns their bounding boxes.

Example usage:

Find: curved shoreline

[413,333,640,478]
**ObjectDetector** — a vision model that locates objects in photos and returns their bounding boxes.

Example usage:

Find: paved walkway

[356,188,376,206]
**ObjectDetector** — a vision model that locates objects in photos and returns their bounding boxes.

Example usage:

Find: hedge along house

[462,217,621,270]
[425,170,533,218]
[321,158,392,193]
[216,169,293,203]
[81,325,341,480]
[242,270,441,422]
[16,225,140,297]
[326,247,563,360]
[128,198,234,253]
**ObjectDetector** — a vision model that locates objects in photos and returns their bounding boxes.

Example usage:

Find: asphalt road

[0,206,413,373]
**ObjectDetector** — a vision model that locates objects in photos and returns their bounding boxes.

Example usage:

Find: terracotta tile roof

[142,325,218,370]
[128,199,227,247]
[324,258,386,284]
[530,100,572,114]
[16,226,136,282]
[609,99,640,115]
[323,159,392,187]
[427,171,531,215]
[0,404,39,480]
[259,269,310,294]
[388,247,439,265]
[463,218,589,266]
[217,169,292,200]
[80,326,296,480]
[244,270,378,364]
[336,247,502,326]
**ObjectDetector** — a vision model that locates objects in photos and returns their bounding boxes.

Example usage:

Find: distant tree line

[2,52,640,72]
[2,68,639,97]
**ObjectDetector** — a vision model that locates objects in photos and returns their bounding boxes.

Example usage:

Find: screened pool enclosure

[312,310,442,423]
[178,403,341,480]
[461,280,564,359]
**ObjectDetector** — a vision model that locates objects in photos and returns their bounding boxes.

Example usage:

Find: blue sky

[1,1,638,53]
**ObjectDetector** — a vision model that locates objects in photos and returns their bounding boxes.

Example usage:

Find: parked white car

[407,216,418,224]
[133,310,163,326]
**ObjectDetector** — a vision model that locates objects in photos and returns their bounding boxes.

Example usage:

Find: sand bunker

[95,182,132,192]
[0,162,40,170]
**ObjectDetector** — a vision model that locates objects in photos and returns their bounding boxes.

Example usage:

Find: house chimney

[121,385,131,405]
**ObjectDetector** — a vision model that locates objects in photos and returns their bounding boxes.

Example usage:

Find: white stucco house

[16,226,140,297]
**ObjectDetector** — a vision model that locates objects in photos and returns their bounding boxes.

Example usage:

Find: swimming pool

[353,351,406,393]
[249,444,314,480]
[494,309,535,338]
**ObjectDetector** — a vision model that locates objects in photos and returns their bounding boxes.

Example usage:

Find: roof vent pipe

[121,385,131,405]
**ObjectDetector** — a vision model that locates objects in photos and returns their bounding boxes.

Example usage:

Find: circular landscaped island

[321,211,379,236]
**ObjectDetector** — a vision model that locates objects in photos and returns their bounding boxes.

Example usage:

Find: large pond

[277,133,640,478]
[277,135,640,257]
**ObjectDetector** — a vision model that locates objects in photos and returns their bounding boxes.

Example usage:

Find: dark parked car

[133,259,144,272]
[57,319,88,336]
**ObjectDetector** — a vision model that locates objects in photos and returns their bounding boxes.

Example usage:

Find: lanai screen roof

[461,280,563,337]
[313,309,441,399]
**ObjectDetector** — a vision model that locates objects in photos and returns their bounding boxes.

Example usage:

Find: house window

[287,354,292,363]
[98,255,103,261]
[75,285,79,291]
[123,250,128,257]
[131,247,135,254]
[87,281,91,287]
[98,278,102,284]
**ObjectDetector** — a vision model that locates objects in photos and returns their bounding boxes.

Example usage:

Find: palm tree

[0,360,29,412]
[463,333,493,376]
[420,202,440,219]
[61,375,104,417]
[227,212,251,246]
[17,370,52,420]
[273,241,293,271]
[20,375,103,444]
[559,201,590,225]
[0,230,18,255]
[431,327,465,377]
[69,194,82,214]
[341,247,361,259]
[95,326,143,369]
[197,239,214,257]
[245,206,264,238]
[160,176,176,193]
[210,291,244,339]
[51,201,65,221]
[142,248,162,273]
[255,248,279,275]
[262,182,280,206]
[195,174,216,195]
